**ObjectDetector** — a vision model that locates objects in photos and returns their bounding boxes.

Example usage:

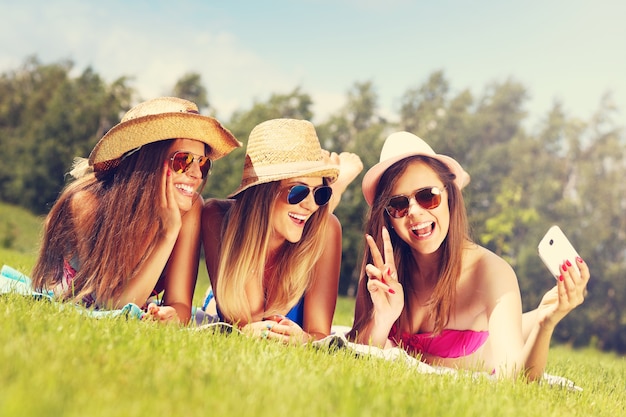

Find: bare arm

[519,257,589,380]
[114,162,182,310]
[158,194,204,324]
[483,253,589,380]
[301,214,343,340]
[201,199,231,292]
[324,151,363,213]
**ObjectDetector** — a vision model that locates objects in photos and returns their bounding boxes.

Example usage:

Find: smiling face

[388,161,450,256]
[269,176,324,248]
[167,138,208,213]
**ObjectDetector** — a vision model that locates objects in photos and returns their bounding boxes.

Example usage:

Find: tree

[0,56,134,214]
[171,72,209,112]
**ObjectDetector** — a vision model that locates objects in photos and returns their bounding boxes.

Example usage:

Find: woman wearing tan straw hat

[348,132,590,380]
[200,118,362,343]
[32,97,241,324]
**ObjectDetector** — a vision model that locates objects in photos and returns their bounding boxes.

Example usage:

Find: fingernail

[566,260,572,267]
[388,288,396,294]
[562,263,567,271]
[167,169,171,176]
[380,276,387,284]
[559,275,564,282]
[387,267,392,276]
[576,256,583,263]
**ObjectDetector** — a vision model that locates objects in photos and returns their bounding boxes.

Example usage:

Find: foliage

[1,57,625,352]
[0,56,134,214]
[0,294,624,417]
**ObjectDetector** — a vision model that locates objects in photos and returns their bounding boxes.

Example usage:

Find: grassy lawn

[1,204,625,416]
[1,292,624,417]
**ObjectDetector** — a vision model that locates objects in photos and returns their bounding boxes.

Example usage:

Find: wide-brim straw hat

[88,97,241,172]
[362,131,470,206]
[228,118,339,198]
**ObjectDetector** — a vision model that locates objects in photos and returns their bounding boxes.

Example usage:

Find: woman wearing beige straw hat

[348,132,590,380]
[201,118,362,343]
[31,97,241,324]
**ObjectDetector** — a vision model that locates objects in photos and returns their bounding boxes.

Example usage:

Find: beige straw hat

[228,119,339,198]
[362,131,470,205]
[88,97,241,172]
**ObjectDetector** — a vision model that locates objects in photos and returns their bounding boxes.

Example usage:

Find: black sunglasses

[286,184,333,206]
[169,151,212,178]
[385,186,445,218]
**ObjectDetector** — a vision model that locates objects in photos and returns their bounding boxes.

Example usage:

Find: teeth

[411,221,434,237]
[411,222,432,231]
[175,184,194,193]
[289,212,307,221]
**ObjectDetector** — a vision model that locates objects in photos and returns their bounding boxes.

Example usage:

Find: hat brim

[362,151,470,206]
[88,112,241,166]
[228,163,339,198]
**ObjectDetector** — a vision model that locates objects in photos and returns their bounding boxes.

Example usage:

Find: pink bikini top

[389,324,489,359]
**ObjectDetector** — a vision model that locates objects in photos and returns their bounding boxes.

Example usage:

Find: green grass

[0,202,44,255]
[2,202,625,416]
[1,294,624,417]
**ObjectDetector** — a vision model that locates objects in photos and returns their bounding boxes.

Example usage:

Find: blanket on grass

[1,264,144,320]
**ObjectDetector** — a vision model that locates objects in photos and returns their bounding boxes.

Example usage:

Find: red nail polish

[380,276,387,284]
[388,288,396,294]
[387,267,392,276]
[566,260,572,267]
[559,275,564,282]
[576,256,583,263]
[167,169,171,176]
[562,263,567,271]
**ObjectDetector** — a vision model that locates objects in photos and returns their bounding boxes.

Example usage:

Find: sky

[1,0,625,128]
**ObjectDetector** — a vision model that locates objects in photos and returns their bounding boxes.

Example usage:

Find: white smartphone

[537,225,580,279]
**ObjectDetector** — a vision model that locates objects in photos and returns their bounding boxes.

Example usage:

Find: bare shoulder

[328,213,342,232]
[324,213,342,245]
[465,244,517,286]
[201,198,232,231]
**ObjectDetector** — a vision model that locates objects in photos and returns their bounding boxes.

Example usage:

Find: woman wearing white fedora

[32,97,241,324]
[201,118,362,343]
[348,132,590,380]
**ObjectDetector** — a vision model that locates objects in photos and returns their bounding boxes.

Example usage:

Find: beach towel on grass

[1,264,144,320]
[195,321,582,391]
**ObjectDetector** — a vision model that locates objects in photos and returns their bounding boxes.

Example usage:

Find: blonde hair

[215,180,330,325]
[350,156,470,338]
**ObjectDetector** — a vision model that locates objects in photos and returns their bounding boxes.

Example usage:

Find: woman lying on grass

[201,118,362,343]
[348,132,590,380]
[32,97,241,324]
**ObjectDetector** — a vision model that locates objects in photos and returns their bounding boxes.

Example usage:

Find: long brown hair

[350,156,470,338]
[32,140,204,306]
[214,180,331,325]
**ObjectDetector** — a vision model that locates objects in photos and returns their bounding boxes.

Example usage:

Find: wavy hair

[32,140,208,307]
[214,180,330,325]
[350,156,470,338]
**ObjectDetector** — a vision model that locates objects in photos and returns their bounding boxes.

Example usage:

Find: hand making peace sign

[364,227,404,325]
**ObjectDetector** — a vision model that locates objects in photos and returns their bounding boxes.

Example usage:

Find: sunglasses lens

[386,196,410,218]
[415,187,442,209]
[313,186,332,206]
[197,156,212,178]
[171,152,192,173]
[287,185,310,205]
